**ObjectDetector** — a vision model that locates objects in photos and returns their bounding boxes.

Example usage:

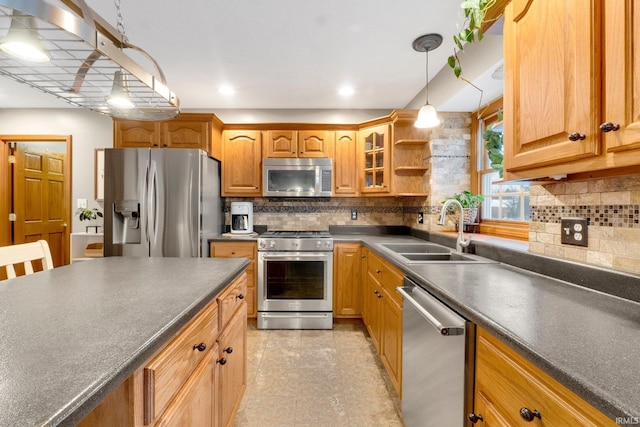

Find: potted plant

[76,207,103,233]
[442,190,485,224]
[483,112,504,178]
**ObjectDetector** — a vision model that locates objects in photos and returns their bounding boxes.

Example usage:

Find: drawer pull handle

[216,357,227,365]
[223,346,233,354]
[519,407,541,422]
[193,343,207,352]
[599,122,620,132]
[568,132,586,141]
[236,293,245,300]
[468,413,484,423]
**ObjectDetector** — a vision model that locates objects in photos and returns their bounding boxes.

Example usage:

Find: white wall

[0,108,113,232]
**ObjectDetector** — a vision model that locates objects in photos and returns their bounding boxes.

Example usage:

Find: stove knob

[292,241,298,248]
[259,241,266,249]
[316,241,322,248]
[269,241,276,248]
[325,242,332,248]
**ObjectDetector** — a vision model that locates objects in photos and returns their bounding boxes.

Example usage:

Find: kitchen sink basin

[400,253,477,262]
[381,243,450,254]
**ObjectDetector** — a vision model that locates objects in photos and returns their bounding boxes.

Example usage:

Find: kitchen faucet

[437,199,472,252]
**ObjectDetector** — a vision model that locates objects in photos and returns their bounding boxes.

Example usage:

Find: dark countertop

[0,257,249,427]
[333,233,640,424]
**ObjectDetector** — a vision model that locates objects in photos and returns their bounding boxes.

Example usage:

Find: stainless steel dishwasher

[398,277,469,427]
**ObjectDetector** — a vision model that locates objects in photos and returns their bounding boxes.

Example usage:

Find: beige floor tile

[294,395,349,426]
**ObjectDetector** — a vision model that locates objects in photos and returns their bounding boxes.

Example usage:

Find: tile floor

[233,320,405,427]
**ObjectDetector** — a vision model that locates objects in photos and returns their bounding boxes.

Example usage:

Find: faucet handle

[459,234,472,249]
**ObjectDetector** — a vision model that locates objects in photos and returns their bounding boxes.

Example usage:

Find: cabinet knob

[223,346,233,354]
[599,122,620,133]
[468,413,484,423]
[519,407,541,422]
[376,269,382,274]
[236,293,245,300]
[231,251,236,254]
[193,343,207,352]
[361,255,366,259]
[216,357,227,365]
[568,132,586,141]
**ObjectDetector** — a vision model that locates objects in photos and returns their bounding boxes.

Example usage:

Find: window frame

[471,97,529,240]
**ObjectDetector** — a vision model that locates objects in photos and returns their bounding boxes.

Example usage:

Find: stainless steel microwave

[263,158,332,197]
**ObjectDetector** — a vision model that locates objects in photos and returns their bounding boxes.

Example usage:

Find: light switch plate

[561,217,588,247]
[77,198,87,209]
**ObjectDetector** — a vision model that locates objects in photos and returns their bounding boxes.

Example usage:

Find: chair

[0,240,54,279]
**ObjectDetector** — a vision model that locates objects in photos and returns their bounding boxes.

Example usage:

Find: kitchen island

[0,256,249,427]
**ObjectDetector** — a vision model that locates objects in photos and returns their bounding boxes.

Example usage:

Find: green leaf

[477,30,484,41]
[447,55,456,68]
[454,66,462,78]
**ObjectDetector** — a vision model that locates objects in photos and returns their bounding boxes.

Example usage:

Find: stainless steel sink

[400,253,477,262]
[381,243,450,254]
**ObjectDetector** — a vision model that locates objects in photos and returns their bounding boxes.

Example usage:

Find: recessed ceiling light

[338,86,355,97]
[219,85,235,96]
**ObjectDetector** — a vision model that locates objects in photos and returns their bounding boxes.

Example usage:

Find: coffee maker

[230,202,253,234]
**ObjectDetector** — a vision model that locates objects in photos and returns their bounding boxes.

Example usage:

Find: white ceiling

[0,0,503,113]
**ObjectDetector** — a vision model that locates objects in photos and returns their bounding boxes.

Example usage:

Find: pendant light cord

[425,48,429,105]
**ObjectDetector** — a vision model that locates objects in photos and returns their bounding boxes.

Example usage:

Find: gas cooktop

[260,230,331,238]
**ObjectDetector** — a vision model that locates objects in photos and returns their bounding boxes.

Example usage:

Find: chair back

[0,240,54,279]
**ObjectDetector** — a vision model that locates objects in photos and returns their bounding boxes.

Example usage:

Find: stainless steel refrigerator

[104,148,223,257]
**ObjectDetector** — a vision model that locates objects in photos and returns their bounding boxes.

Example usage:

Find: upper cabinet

[222,130,262,197]
[113,113,223,159]
[503,0,640,180]
[359,124,391,194]
[334,131,359,196]
[264,130,334,158]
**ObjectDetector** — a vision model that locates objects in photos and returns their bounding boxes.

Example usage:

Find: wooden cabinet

[210,241,257,318]
[472,327,617,427]
[361,249,403,396]
[391,110,429,196]
[216,276,247,427]
[359,124,391,194]
[333,131,359,196]
[78,273,248,427]
[503,0,640,180]
[113,114,222,159]
[333,242,363,318]
[222,130,262,196]
[264,130,334,158]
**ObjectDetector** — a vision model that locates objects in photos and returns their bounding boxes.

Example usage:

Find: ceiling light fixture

[338,86,354,97]
[106,69,135,109]
[412,33,442,129]
[219,85,235,96]
[0,12,50,62]
[0,0,179,120]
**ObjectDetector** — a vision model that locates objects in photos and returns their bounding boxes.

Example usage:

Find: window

[472,98,529,240]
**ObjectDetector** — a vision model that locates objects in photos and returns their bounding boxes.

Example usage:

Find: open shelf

[394,166,428,174]
[394,139,428,146]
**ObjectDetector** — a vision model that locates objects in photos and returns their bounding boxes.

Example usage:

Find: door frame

[0,135,72,261]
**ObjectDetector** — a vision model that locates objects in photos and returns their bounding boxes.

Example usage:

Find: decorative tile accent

[531,205,640,228]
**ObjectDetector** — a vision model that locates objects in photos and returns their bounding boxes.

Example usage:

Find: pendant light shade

[412,33,443,129]
[106,70,135,109]
[0,13,50,62]
[415,104,441,128]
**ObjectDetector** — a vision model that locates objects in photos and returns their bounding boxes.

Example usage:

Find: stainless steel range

[257,231,333,329]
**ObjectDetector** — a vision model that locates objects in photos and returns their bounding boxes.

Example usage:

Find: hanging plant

[448,0,497,78]
[483,109,504,177]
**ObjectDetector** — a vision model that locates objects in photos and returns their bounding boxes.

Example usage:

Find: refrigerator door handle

[148,160,158,245]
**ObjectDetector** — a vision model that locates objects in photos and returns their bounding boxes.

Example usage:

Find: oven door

[257,251,333,312]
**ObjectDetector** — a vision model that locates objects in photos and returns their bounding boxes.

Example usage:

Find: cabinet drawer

[475,329,616,427]
[210,242,255,259]
[218,273,248,329]
[144,302,218,424]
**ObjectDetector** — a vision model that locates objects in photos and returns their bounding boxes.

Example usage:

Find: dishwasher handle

[397,285,465,336]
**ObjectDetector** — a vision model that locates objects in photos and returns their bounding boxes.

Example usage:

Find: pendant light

[106,69,135,109]
[412,33,443,129]
[0,12,50,63]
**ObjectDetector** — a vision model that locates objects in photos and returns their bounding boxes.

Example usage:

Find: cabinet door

[503,0,600,171]
[154,349,216,427]
[265,130,297,157]
[333,242,362,317]
[218,305,247,427]
[603,1,640,153]
[381,295,402,397]
[363,272,382,352]
[360,124,390,193]
[113,120,160,148]
[471,391,511,427]
[222,131,262,196]
[162,118,210,150]
[298,130,334,157]
[334,131,358,195]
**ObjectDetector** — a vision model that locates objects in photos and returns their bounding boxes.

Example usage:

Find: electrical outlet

[417,212,424,224]
[561,217,588,247]
[77,198,87,209]
[351,209,357,220]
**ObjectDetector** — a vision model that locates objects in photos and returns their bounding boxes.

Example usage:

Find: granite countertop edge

[332,233,639,423]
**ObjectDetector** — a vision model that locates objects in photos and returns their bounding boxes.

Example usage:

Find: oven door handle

[259,313,330,318]
[260,253,330,260]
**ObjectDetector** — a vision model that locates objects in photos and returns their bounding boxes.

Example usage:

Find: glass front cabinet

[360,124,390,194]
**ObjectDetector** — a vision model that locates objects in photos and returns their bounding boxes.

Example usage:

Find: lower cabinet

[333,242,363,318]
[77,273,248,427]
[472,327,617,427]
[361,248,403,397]
[211,241,257,318]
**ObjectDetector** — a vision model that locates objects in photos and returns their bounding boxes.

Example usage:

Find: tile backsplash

[529,175,640,275]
